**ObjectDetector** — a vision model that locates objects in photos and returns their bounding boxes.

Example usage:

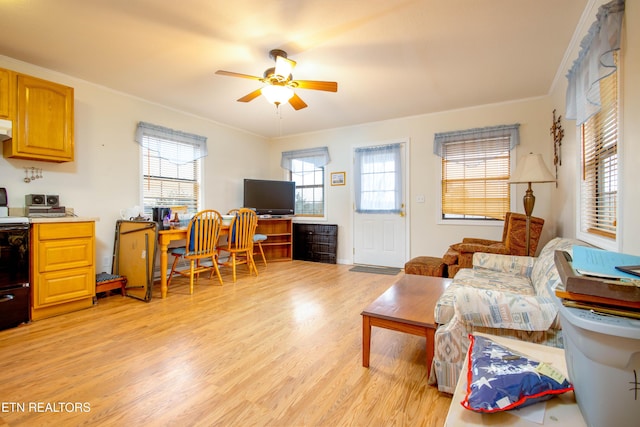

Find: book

[554,250,640,304]
[572,245,640,280]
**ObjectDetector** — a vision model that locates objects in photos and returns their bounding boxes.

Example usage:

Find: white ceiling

[0,0,587,138]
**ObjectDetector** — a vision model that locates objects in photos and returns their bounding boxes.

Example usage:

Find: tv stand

[256,217,293,262]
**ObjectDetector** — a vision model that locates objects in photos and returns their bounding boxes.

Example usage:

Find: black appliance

[0,217,30,330]
[243,179,295,216]
[152,207,172,230]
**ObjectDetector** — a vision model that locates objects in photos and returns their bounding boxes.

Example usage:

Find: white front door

[353,142,407,268]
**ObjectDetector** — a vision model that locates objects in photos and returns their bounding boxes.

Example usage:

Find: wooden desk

[361,274,451,376]
[157,225,229,298]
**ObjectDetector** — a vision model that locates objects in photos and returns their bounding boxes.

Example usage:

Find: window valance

[433,124,520,158]
[566,0,625,126]
[135,121,208,164]
[281,146,330,171]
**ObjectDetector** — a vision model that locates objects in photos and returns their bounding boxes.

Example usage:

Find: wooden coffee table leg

[426,327,435,377]
[362,314,371,367]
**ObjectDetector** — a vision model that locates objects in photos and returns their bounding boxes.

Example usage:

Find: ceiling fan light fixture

[274,55,295,80]
[261,85,294,106]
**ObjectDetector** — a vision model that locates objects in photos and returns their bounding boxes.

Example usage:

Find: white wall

[0,56,268,273]
[3,0,638,273]
[271,95,555,264]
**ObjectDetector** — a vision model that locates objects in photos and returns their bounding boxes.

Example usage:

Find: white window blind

[137,122,205,214]
[580,52,618,239]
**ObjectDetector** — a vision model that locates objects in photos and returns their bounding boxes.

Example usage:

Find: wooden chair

[227,209,267,267]
[219,208,258,282]
[167,209,223,294]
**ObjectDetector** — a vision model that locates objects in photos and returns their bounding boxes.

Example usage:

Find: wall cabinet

[1,67,74,162]
[31,221,95,320]
[0,68,13,119]
[293,223,338,264]
[256,217,293,262]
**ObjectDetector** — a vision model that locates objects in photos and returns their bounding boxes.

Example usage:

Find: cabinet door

[35,267,94,306]
[37,237,94,273]
[13,74,74,162]
[0,68,13,119]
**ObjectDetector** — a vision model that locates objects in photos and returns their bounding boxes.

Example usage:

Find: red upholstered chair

[443,212,545,277]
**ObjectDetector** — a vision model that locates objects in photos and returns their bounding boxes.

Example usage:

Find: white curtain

[135,121,207,164]
[354,143,402,213]
[280,147,330,171]
[565,0,624,126]
[433,124,520,158]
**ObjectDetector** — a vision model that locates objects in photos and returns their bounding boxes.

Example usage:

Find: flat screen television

[243,179,295,216]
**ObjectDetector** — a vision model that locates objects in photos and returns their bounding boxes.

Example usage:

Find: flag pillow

[461,335,573,413]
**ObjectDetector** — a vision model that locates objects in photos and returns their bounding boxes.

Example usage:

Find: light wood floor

[0,261,451,427]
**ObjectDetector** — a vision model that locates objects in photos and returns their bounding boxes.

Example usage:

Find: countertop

[29,216,99,223]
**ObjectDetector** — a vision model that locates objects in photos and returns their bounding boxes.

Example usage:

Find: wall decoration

[550,109,564,187]
[331,172,346,186]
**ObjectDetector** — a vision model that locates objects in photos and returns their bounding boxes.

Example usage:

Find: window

[434,124,519,220]
[580,52,618,239]
[135,122,207,215]
[281,147,330,217]
[354,143,403,213]
[290,160,324,216]
[565,0,624,246]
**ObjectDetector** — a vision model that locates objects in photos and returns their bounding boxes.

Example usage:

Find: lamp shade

[261,85,294,105]
[510,153,555,184]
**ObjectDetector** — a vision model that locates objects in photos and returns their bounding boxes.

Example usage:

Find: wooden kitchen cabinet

[0,68,13,119]
[1,68,74,162]
[31,221,95,320]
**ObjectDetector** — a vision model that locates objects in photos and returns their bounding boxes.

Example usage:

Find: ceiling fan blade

[215,70,263,81]
[275,56,296,79]
[293,80,338,92]
[237,88,263,103]
[289,93,308,110]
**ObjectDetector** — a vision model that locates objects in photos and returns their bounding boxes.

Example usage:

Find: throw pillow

[461,335,573,413]
[450,242,509,255]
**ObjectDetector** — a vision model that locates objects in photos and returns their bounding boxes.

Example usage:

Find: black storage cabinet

[293,223,338,264]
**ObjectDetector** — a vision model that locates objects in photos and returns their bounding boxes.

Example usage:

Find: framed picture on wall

[331,172,346,186]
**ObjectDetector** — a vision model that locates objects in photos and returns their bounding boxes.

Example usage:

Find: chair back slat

[228,208,257,251]
[185,210,222,258]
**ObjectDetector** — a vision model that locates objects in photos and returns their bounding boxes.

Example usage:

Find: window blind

[142,150,200,213]
[137,122,204,214]
[581,53,618,239]
[441,136,511,220]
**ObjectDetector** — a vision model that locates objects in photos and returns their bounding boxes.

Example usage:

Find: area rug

[349,265,401,275]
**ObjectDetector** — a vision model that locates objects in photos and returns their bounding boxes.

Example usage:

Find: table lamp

[509,153,555,256]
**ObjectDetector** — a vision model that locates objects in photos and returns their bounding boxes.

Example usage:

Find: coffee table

[361,274,451,375]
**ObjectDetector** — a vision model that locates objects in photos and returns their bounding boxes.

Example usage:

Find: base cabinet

[293,223,338,264]
[31,221,95,320]
[256,218,293,262]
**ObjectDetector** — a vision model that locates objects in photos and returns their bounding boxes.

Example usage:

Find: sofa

[427,236,589,393]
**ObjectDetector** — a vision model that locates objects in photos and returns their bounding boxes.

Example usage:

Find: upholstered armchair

[442,212,544,277]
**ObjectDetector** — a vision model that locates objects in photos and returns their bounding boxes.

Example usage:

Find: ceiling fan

[215,49,338,110]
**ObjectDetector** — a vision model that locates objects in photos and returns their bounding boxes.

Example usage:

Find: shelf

[256,218,292,262]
